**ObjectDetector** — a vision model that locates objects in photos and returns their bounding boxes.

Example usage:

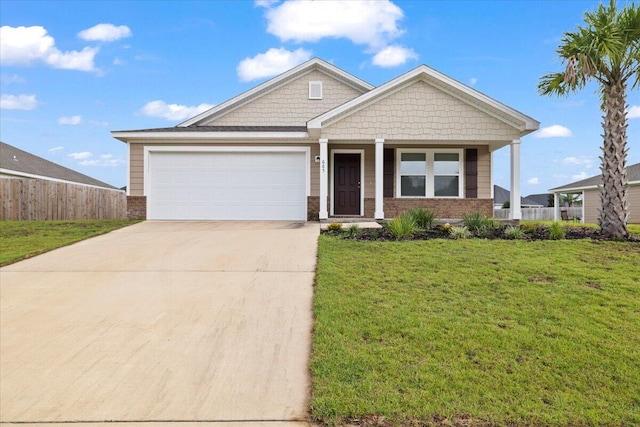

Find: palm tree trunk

[599,80,629,238]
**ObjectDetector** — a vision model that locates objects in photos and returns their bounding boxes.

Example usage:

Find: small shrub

[343,224,361,238]
[504,225,526,240]
[462,212,495,233]
[369,229,379,240]
[548,222,566,240]
[326,222,343,232]
[449,225,471,239]
[520,222,536,234]
[386,215,417,240]
[406,208,435,229]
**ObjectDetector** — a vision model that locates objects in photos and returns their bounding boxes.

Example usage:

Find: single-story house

[112,58,539,221]
[493,185,544,208]
[0,141,116,189]
[524,193,553,207]
[549,163,640,223]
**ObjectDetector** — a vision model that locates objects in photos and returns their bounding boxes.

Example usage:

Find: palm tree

[538,0,640,239]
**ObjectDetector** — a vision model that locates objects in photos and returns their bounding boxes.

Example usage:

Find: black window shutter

[383,148,395,198]
[465,149,478,198]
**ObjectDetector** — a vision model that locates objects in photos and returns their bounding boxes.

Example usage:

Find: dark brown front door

[334,153,361,215]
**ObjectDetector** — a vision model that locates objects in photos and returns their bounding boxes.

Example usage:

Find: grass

[312,236,640,426]
[0,220,139,266]
[521,220,640,235]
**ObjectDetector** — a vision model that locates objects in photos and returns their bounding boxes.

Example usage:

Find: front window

[397,149,463,198]
[400,153,427,196]
[434,153,460,197]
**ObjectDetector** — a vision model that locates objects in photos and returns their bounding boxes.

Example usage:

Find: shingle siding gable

[202,69,363,127]
[322,80,521,141]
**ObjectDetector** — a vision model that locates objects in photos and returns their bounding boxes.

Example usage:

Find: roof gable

[308,64,539,138]
[0,142,116,189]
[179,58,373,127]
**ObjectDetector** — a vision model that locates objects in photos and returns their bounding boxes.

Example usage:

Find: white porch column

[553,193,560,221]
[581,191,585,223]
[509,139,522,220]
[319,139,329,220]
[374,138,385,219]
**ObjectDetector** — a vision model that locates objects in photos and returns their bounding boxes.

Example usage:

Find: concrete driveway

[0,221,318,426]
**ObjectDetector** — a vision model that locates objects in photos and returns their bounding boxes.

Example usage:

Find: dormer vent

[309,81,323,99]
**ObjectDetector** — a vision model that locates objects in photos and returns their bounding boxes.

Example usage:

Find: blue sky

[1,0,638,195]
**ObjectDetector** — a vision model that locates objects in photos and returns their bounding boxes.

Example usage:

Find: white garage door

[147,151,307,220]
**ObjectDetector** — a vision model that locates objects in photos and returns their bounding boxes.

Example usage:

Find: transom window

[397,149,463,198]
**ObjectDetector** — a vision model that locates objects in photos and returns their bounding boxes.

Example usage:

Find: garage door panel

[148,151,307,220]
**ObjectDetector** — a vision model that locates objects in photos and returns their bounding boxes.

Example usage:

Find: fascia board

[111,131,310,141]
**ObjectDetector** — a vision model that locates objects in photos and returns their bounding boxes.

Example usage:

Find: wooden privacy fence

[0,177,127,220]
[494,207,583,221]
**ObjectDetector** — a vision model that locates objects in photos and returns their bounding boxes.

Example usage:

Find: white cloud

[371,45,417,67]
[0,94,38,110]
[572,172,589,181]
[237,47,311,82]
[139,100,215,121]
[527,177,540,185]
[469,77,478,86]
[264,0,404,49]
[534,125,573,138]
[57,115,82,125]
[0,25,99,72]
[627,105,640,119]
[48,146,64,152]
[113,57,125,66]
[0,73,26,84]
[78,24,132,42]
[79,156,125,167]
[68,151,92,160]
[89,119,109,126]
[562,156,594,168]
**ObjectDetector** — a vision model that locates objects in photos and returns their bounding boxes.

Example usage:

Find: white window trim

[330,149,365,216]
[309,81,323,99]
[142,145,311,198]
[396,148,464,198]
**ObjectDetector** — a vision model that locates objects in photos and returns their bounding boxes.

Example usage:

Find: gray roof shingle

[0,142,117,189]
[550,163,640,191]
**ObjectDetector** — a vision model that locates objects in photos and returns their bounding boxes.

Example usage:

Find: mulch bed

[322,225,640,242]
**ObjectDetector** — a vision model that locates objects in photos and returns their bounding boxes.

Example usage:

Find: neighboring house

[112,58,539,221]
[0,141,116,189]
[549,163,640,223]
[525,193,553,207]
[493,185,544,208]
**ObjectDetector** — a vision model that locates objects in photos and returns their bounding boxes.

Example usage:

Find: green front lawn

[0,220,139,266]
[312,237,640,426]
[521,220,640,235]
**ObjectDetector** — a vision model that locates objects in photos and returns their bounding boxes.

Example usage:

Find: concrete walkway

[0,221,319,426]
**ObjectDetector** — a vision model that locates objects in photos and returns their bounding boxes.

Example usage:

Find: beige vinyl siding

[629,185,640,223]
[128,141,316,197]
[583,189,599,224]
[129,143,144,196]
[583,184,639,223]
[204,70,364,127]
[323,80,521,141]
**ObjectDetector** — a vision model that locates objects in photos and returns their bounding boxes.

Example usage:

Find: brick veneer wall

[127,196,147,220]
[384,198,493,219]
[307,196,320,221]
